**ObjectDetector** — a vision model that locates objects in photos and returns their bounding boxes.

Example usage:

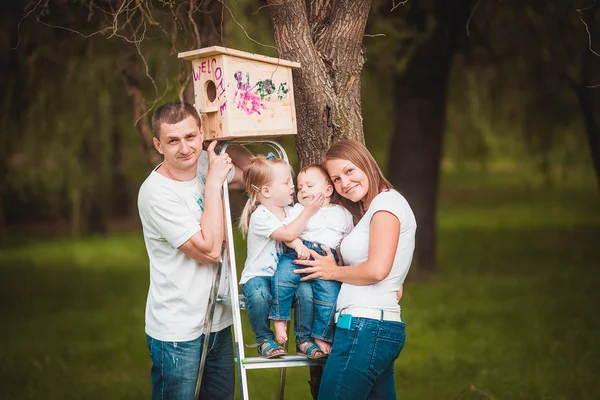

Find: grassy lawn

[1,171,599,399]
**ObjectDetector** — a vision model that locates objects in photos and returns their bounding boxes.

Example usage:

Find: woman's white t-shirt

[337,190,416,312]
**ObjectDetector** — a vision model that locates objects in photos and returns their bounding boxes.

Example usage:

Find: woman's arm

[293,210,400,285]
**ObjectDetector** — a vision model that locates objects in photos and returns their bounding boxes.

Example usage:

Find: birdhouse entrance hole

[205,80,217,103]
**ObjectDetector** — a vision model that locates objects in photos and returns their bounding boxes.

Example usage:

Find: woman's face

[325,159,369,203]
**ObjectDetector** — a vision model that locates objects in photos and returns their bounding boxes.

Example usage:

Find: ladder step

[217,294,246,310]
[239,355,327,370]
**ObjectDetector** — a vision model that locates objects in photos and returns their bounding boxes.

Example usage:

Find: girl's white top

[240,205,289,285]
[337,190,417,312]
[284,203,354,249]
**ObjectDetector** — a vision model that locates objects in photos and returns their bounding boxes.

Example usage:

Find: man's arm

[179,141,232,263]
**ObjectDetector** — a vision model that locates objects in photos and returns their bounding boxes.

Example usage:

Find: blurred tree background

[1,0,599,399]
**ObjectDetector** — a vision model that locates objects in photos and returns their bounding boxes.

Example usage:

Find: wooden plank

[179,45,301,69]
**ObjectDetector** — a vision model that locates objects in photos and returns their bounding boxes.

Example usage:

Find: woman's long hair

[238,155,289,237]
[322,140,393,223]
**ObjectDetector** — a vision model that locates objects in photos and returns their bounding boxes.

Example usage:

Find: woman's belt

[334,307,402,323]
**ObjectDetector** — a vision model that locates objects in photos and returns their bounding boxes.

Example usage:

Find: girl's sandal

[256,339,287,359]
[296,339,327,360]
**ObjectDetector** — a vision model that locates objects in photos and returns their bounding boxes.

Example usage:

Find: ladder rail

[194,145,232,399]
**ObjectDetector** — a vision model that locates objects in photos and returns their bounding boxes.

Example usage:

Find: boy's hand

[295,243,311,260]
[396,285,404,302]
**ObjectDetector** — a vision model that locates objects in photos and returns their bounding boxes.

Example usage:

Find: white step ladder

[195,140,325,400]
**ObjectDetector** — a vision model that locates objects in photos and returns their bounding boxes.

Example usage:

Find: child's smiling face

[296,167,333,206]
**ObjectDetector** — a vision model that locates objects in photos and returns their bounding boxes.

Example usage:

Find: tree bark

[267,1,372,396]
[267,0,371,166]
[387,0,471,274]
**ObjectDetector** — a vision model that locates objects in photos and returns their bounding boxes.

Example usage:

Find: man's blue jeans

[146,326,234,400]
[270,241,341,342]
[318,317,407,399]
[242,275,314,345]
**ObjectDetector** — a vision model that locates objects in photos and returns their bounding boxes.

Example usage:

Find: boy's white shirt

[138,151,235,342]
[284,203,354,249]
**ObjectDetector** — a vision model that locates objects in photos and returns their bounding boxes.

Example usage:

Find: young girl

[270,165,354,356]
[239,154,324,358]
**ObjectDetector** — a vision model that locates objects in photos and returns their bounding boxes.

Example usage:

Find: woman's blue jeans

[270,241,341,342]
[318,317,407,399]
[146,326,234,400]
[242,275,314,345]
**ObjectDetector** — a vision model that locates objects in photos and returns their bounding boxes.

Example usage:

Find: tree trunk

[267,0,371,166]
[570,2,600,189]
[387,0,471,274]
[267,1,372,396]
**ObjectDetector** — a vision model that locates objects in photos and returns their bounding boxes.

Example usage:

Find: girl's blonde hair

[239,154,290,237]
[322,140,393,223]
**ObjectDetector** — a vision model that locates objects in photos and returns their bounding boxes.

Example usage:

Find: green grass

[1,171,599,399]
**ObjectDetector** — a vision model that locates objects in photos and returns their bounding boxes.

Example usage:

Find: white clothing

[285,203,354,249]
[138,151,235,342]
[240,205,288,285]
[337,190,416,313]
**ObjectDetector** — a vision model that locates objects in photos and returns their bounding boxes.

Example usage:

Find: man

[138,101,248,399]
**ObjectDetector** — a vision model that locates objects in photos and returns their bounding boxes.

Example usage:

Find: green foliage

[443,1,599,181]
[1,171,599,399]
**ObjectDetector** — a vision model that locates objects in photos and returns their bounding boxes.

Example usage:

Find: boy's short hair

[299,164,333,185]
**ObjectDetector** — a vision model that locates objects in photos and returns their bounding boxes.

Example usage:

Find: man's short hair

[151,101,201,139]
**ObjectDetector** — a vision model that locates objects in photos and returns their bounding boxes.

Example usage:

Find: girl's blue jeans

[318,317,407,399]
[242,275,314,345]
[270,241,341,342]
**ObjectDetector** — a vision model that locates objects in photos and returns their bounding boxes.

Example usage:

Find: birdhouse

[178,46,301,141]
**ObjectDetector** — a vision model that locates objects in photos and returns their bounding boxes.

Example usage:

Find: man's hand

[205,141,232,188]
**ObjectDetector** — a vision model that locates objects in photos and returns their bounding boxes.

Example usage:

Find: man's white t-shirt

[138,151,235,342]
[239,205,289,285]
[285,203,354,249]
[337,190,416,312]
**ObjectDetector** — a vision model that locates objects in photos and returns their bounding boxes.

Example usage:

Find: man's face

[153,115,203,172]
[297,168,333,206]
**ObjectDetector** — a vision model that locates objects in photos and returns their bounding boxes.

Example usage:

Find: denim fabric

[242,275,314,345]
[318,317,406,399]
[146,326,234,400]
[270,240,341,342]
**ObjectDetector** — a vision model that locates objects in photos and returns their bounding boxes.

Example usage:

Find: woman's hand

[293,246,339,281]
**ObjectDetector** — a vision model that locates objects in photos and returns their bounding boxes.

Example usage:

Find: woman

[294,140,416,399]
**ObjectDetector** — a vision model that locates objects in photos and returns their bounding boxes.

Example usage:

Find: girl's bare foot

[314,338,332,354]
[273,320,288,344]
